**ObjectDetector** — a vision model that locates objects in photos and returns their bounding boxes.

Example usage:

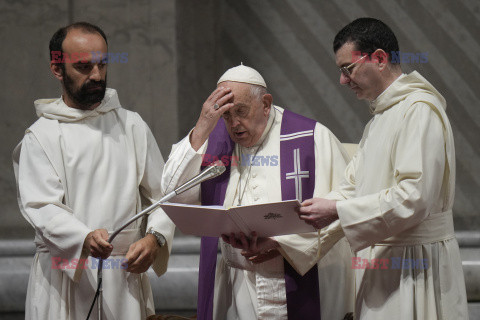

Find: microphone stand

[87,161,225,320]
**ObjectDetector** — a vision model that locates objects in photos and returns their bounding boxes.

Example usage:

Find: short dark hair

[333,18,399,64]
[49,22,108,66]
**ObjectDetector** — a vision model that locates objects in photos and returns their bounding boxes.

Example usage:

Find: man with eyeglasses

[298,18,468,319]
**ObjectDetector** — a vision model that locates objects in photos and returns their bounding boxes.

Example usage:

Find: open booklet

[159,199,316,238]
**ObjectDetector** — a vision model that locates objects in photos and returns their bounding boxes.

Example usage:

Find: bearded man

[13,22,175,319]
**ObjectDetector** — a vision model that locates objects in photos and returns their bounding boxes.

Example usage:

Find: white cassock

[319,72,469,319]
[13,88,175,320]
[162,106,355,320]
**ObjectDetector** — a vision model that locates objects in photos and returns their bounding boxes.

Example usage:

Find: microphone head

[174,160,226,195]
[207,160,226,178]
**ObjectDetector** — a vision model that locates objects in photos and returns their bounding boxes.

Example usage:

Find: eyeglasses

[340,55,368,77]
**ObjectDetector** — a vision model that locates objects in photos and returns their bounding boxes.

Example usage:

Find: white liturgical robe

[320,72,469,319]
[162,106,355,320]
[13,89,175,320]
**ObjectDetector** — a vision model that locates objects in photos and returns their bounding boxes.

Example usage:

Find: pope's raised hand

[190,86,234,151]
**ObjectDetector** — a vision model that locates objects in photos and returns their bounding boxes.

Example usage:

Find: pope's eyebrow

[234,102,248,108]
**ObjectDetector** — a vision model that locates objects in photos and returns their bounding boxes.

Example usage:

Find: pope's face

[220,82,271,148]
[335,41,383,101]
[60,29,108,109]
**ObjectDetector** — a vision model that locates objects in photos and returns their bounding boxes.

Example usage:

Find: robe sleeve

[140,124,176,277]
[16,132,92,281]
[274,124,350,275]
[315,149,359,259]
[337,103,446,252]
[324,118,375,203]
[324,153,358,202]
[161,130,208,204]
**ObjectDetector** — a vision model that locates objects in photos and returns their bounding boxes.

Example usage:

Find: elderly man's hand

[298,198,339,229]
[221,231,281,264]
[190,86,234,151]
[122,234,159,273]
[84,229,113,260]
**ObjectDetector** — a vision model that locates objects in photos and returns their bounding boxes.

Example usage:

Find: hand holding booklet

[159,199,316,238]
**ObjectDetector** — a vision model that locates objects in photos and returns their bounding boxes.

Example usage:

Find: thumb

[99,229,110,241]
[301,198,314,206]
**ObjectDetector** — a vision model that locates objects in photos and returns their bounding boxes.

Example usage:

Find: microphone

[109,159,226,242]
[174,160,226,195]
[89,160,226,320]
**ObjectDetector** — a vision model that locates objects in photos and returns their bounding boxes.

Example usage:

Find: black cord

[86,258,104,320]
[86,277,102,320]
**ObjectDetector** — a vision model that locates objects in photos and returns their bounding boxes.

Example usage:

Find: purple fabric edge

[198,110,320,319]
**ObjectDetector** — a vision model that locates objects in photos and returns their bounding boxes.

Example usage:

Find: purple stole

[198,109,320,320]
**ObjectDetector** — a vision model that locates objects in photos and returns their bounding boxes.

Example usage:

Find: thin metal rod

[97,190,175,320]
[109,191,177,244]
[96,161,225,320]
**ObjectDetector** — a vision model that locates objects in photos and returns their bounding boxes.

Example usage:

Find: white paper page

[160,203,240,237]
[229,200,316,237]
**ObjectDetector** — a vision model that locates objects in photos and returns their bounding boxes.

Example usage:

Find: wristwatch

[146,229,166,248]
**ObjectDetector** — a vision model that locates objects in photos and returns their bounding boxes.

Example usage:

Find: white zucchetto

[217,64,267,88]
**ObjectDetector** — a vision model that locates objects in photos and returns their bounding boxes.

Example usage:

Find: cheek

[250,121,262,137]
[67,73,84,85]
[359,77,373,92]
[357,68,376,88]
[223,119,233,130]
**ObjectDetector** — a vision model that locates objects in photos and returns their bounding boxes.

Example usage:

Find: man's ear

[50,63,64,81]
[372,49,389,71]
[262,93,273,116]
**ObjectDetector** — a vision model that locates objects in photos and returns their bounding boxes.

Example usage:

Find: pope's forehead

[217,81,252,92]
[217,82,259,106]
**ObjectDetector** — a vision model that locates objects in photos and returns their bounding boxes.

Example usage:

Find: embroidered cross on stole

[198,109,320,320]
